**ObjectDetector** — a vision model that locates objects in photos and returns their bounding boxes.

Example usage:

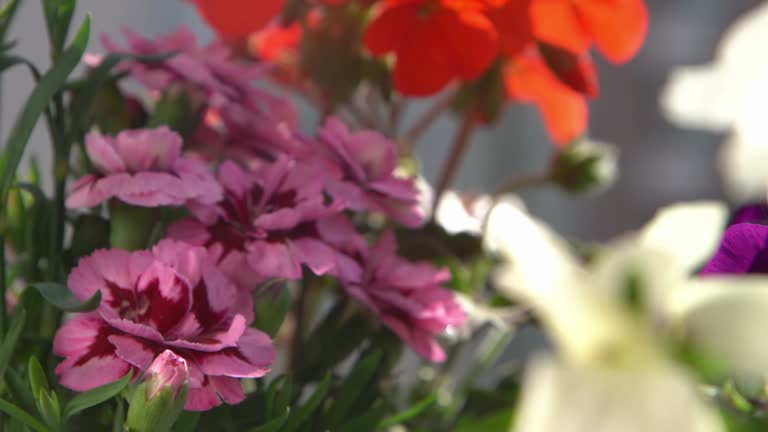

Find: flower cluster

[55,22,464,412]
[219,0,647,144]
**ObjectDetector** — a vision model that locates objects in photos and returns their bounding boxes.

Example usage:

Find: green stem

[290,276,310,374]
[109,202,159,251]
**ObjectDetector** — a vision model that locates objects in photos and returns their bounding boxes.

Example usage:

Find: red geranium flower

[504,50,588,145]
[364,0,499,96]
[188,0,286,40]
[530,0,648,63]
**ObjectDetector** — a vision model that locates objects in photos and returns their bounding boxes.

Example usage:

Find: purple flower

[341,231,465,362]
[53,240,274,411]
[729,204,768,226]
[312,117,424,228]
[701,223,768,274]
[66,127,222,208]
[167,158,361,285]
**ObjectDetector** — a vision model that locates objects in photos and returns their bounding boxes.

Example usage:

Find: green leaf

[37,389,62,430]
[324,350,382,426]
[454,411,514,432]
[27,356,49,399]
[0,0,21,41]
[265,375,292,420]
[0,398,48,432]
[63,370,132,419]
[248,408,290,432]
[171,411,200,432]
[31,282,101,312]
[0,308,26,380]
[253,283,290,338]
[335,402,388,432]
[379,393,437,428]
[5,369,37,416]
[0,14,90,228]
[280,372,332,432]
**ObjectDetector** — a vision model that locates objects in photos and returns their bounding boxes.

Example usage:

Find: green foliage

[253,282,292,338]
[0,14,89,228]
[31,282,101,313]
[63,371,133,419]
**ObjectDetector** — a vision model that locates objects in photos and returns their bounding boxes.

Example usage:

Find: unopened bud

[126,351,189,432]
[550,139,617,194]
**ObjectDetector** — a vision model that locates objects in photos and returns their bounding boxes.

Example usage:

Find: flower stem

[432,114,475,215]
[402,88,456,149]
[290,273,310,373]
[0,234,6,338]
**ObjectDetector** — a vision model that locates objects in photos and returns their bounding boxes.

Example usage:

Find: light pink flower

[342,231,465,362]
[167,158,362,286]
[146,350,189,400]
[314,117,424,228]
[66,127,222,208]
[53,240,274,411]
[98,27,300,159]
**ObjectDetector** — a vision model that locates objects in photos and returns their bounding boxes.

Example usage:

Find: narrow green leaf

[5,369,37,416]
[37,390,61,430]
[280,372,332,432]
[31,282,101,312]
[27,356,48,399]
[379,393,437,428]
[253,283,291,338]
[248,408,290,432]
[63,370,132,419]
[335,402,388,432]
[325,350,382,425]
[112,398,125,432]
[272,375,292,420]
[0,0,21,41]
[0,55,42,79]
[0,308,26,379]
[0,398,48,432]
[0,14,90,227]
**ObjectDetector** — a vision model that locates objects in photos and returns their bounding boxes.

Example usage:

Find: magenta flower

[66,127,222,208]
[167,158,362,285]
[53,240,274,411]
[314,117,424,228]
[98,27,299,159]
[342,231,465,362]
[701,223,768,275]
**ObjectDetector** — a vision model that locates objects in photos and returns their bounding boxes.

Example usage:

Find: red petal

[575,0,648,63]
[364,3,422,55]
[504,55,588,145]
[392,25,456,95]
[538,42,599,97]
[191,0,286,40]
[434,8,498,80]
[530,0,590,54]
[485,0,535,59]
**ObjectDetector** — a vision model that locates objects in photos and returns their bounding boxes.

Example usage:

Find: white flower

[660,2,768,201]
[485,201,729,432]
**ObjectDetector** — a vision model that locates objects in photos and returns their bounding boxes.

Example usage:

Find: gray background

[4,0,763,241]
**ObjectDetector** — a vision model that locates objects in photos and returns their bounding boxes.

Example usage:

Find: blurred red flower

[504,50,588,145]
[531,0,648,63]
[364,0,500,96]
[188,0,286,40]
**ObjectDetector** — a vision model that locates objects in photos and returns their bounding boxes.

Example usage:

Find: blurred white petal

[638,201,727,273]
[668,276,768,377]
[514,355,724,432]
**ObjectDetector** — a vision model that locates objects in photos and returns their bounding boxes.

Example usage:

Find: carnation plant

[1,0,768,431]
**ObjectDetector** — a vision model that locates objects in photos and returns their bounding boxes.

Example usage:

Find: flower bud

[147,85,206,138]
[146,350,189,400]
[550,139,617,194]
[126,351,189,432]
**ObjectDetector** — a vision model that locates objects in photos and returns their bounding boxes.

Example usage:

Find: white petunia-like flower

[660,2,768,201]
[485,200,731,432]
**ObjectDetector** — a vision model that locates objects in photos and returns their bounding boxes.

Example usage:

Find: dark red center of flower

[105,276,191,335]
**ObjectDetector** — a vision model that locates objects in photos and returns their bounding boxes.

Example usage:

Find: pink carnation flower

[168,158,361,285]
[342,231,465,362]
[53,240,274,411]
[98,27,300,159]
[66,127,222,208]
[314,117,424,228]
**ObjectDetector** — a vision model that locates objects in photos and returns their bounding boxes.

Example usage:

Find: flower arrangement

[1,0,767,431]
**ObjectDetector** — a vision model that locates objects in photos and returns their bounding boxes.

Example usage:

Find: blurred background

[3,0,763,241]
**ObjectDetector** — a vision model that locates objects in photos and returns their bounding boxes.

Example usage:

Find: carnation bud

[549,139,617,194]
[126,351,189,432]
